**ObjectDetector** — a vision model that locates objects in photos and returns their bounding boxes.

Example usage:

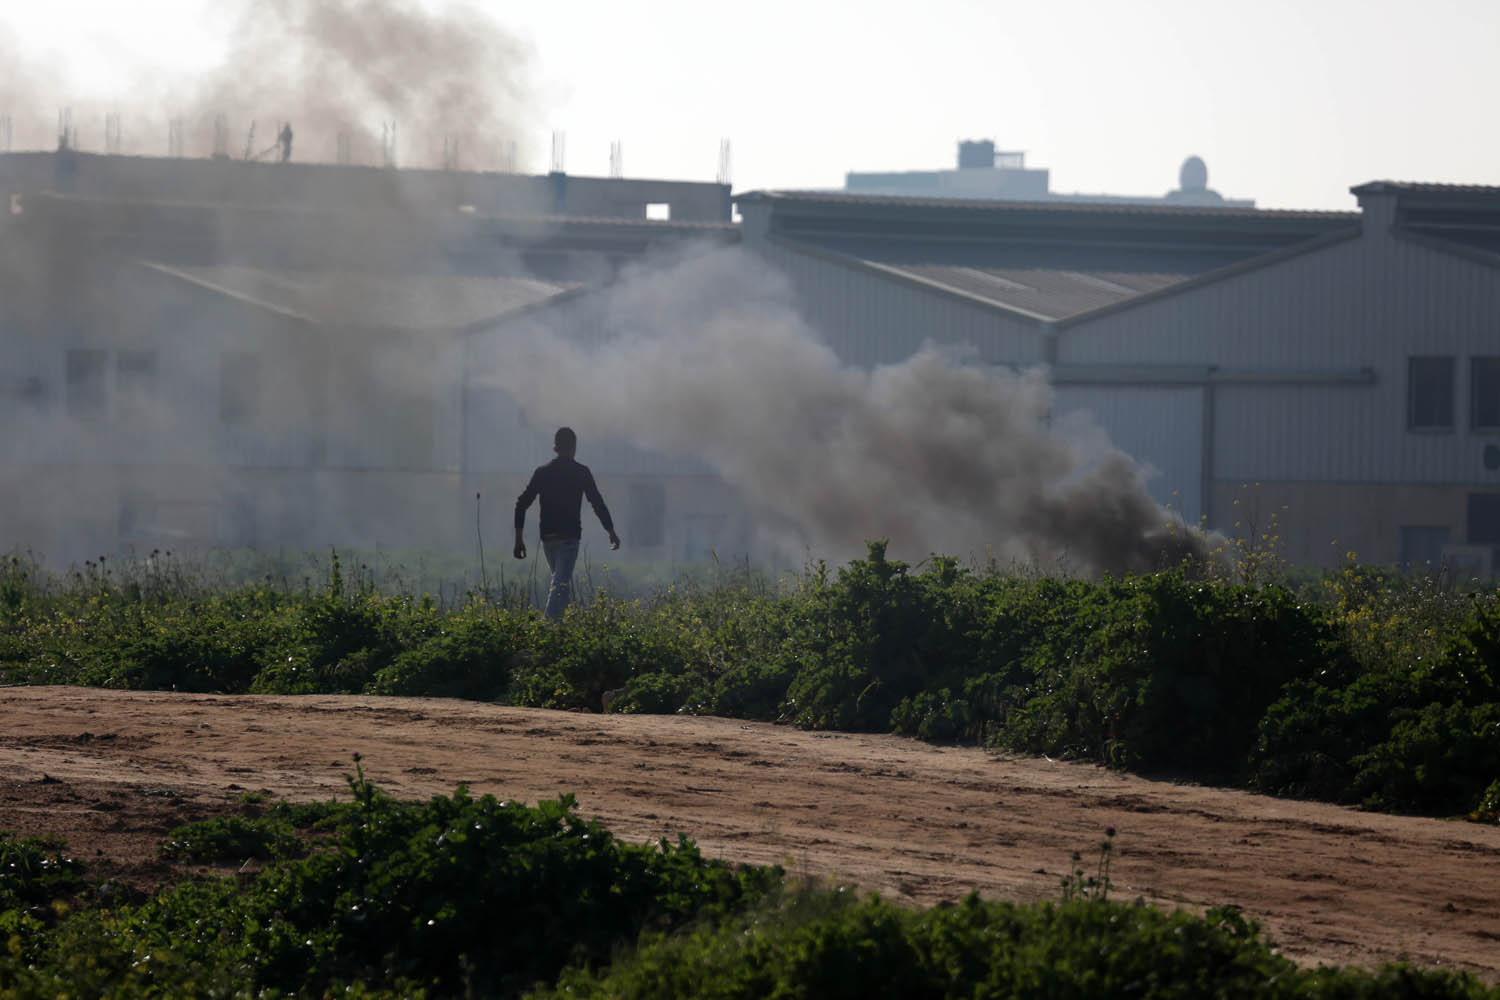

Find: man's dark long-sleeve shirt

[515,457,615,541]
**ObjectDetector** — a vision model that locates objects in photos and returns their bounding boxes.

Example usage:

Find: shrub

[369,614,519,701]
[13,768,781,999]
[538,890,1500,1000]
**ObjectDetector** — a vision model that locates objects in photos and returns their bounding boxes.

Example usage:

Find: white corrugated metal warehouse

[735,184,1500,570]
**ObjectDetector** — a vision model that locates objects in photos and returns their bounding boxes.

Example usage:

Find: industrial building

[4,144,1498,574]
[734,184,1500,571]
[846,140,1254,208]
[0,150,735,564]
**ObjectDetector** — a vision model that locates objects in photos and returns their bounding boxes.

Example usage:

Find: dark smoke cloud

[3,0,535,168]
[481,248,1226,576]
[190,0,533,168]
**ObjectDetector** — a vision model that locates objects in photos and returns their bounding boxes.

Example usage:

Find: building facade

[0,151,736,565]
[736,185,1500,571]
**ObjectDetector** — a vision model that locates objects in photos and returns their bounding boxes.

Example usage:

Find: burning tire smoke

[3,0,534,168]
[480,248,1224,576]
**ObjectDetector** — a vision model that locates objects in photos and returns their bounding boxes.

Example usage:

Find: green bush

[5,545,1500,820]
[0,831,86,910]
[369,614,519,700]
[990,574,1339,780]
[2,772,782,999]
[537,892,1500,1000]
[1252,593,1500,815]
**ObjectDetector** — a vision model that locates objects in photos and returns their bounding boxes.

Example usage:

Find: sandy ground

[1,685,1498,981]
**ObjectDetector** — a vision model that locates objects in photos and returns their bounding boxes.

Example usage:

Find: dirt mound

[2,686,1497,980]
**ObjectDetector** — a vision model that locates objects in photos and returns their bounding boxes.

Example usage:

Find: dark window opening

[628,482,666,547]
[1469,493,1500,546]
[1472,356,1500,430]
[65,348,107,420]
[1408,356,1454,430]
[116,350,158,422]
[1398,525,1450,571]
[118,494,156,539]
[219,352,261,425]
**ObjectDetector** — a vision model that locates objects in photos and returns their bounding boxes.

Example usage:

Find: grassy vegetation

[3,545,1499,820]
[1,764,782,999]
[4,777,1498,999]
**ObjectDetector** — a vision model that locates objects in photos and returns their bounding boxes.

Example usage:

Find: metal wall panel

[754,240,1044,368]
[1052,386,1204,522]
[1060,222,1500,487]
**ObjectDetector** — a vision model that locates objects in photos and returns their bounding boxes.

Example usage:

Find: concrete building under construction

[4,143,1499,575]
[0,149,736,566]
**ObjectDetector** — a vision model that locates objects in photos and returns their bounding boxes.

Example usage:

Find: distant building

[846,140,1254,208]
[0,150,736,565]
[737,183,1500,572]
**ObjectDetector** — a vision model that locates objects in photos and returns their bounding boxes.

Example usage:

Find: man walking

[514,427,620,619]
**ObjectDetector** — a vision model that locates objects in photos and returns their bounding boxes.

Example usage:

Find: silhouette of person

[279,123,293,163]
[514,427,620,619]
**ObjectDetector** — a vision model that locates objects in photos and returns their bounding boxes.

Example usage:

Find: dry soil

[2,686,1497,981]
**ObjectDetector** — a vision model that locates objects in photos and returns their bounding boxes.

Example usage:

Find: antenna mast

[382,121,397,167]
[212,112,229,158]
[57,107,75,150]
[717,138,731,186]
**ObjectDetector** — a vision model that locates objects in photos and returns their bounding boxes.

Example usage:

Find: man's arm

[583,470,621,551]
[514,469,540,559]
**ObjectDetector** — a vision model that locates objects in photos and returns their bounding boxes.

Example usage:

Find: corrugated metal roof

[871,261,1187,320]
[1351,181,1500,196]
[736,189,1357,221]
[145,263,580,330]
[787,237,1200,320]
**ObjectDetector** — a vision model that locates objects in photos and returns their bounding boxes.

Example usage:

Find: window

[219,352,261,425]
[118,494,156,540]
[628,483,666,547]
[1472,357,1500,430]
[645,202,671,221]
[65,348,107,420]
[1470,493,1500,546]
[1407,356,1454,430]
[115,350,158,422]
[1398,525,1450,572]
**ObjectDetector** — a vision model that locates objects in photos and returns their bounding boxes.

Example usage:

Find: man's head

[553,426,577,458]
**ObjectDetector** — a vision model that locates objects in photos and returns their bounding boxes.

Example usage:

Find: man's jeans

[541,537,580,620]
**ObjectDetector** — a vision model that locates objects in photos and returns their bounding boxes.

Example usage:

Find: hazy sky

[3,0,1496,210]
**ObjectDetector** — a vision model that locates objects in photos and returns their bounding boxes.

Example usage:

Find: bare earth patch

[1,686,1497,981]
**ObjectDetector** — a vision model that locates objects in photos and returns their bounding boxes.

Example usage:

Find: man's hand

[513,537,527,560]
[608,530,621,551]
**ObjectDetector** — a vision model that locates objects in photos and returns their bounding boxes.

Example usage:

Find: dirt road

[2,686,1497,980]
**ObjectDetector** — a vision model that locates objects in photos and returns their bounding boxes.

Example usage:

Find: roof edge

[1053,225,1363,331]
[736,188,1357,222]
[1389,227,1500,272]
[139,260,319,325]
[765,233,1052,326]
[1352,180,1500,197]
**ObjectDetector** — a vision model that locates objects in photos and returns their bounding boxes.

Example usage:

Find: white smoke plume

[480,247,1224,576]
